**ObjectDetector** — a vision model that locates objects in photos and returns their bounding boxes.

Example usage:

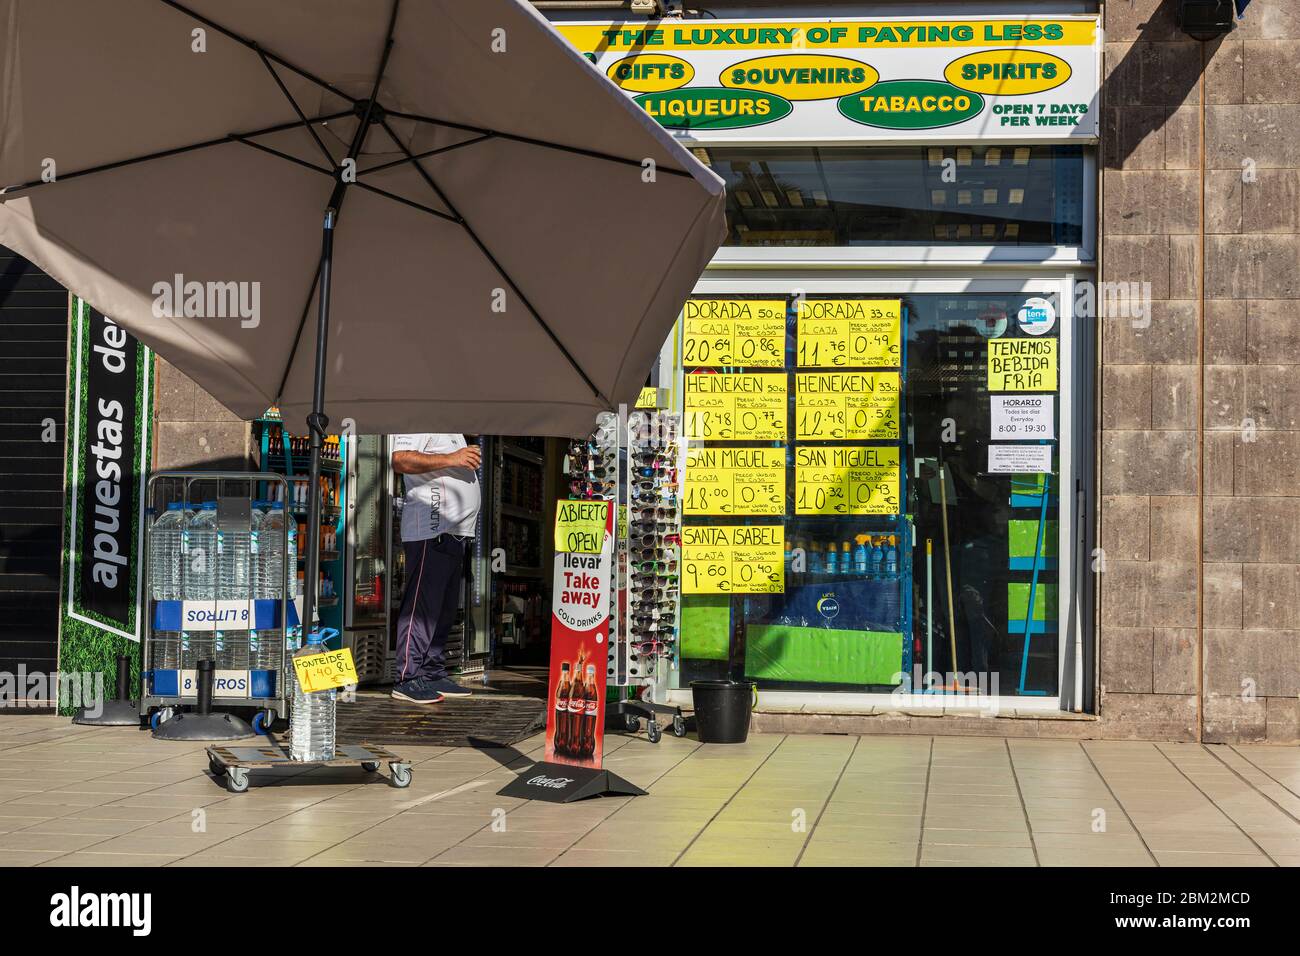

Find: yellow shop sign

[944,49,1071,95]
[719,54,879,101]
[606,53,694,93]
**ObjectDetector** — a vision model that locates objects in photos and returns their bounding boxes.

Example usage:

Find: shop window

[700,145,1085,247]
[677,292,1063,699]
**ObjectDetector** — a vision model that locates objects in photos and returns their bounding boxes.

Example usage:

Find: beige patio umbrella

[0,0,726,632]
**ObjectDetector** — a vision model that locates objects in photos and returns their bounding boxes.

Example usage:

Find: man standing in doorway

[390,434,481,703]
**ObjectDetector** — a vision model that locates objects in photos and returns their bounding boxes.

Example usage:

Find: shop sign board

[544,504,614,768]
[683,298,786,367]
[684,371,787,440]
[795,445,901,515]
[682,524,784,594]
[684,446,785,516]
[56,298,154,711]
[557,17,1099,141]
[795,371,901,441]
[987,338,1058,392]
[991,395,1055,440]
[796,299,902,368]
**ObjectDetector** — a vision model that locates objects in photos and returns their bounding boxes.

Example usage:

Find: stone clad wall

[1100,0,1300,742]
[151,357,252,472]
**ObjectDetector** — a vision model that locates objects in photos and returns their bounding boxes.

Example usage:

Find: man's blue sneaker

[421,677,473,698]
[391,680,444,705]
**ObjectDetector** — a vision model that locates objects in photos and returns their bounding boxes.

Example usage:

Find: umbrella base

[72,700,141,726]
[152,711,255,741]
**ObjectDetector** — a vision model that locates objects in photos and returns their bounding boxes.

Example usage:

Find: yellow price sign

[684,447,785,516]
[795,445,901,515]
[987,338,1058,392]
[795,371,900,440]
[635,387,659,408]
[554,500,609,554]
[682,524,784,594]
[292,647,359,694]
[796,299,901,368]
[683,298,786,368]
[684,372,786,441]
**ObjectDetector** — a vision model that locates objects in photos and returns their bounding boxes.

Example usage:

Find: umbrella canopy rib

[255,50,336,169]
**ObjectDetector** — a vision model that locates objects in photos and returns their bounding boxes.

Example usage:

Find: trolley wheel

[360,761,381,773]
[225,768,250,794]
[646,720,662,744]
[149,707,173,731]
[251,711,274,735]
[389,763,412,789]
[671,715,687,738]
[622,714,641,733]
[208,756,227,778]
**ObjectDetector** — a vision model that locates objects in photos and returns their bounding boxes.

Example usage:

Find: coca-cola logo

[527,774,575,789]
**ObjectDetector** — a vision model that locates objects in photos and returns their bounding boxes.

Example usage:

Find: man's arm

[392,445,481,475]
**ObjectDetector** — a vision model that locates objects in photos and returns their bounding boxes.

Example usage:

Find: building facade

[7,0,1296,743]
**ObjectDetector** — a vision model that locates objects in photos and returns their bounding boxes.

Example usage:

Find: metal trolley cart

[142,472,297,734]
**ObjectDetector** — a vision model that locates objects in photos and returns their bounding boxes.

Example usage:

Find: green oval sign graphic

[634,87,793,130]
[838,80,985,130]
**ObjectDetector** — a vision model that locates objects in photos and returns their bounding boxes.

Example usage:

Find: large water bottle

[148,503,186,670]
[183,502,218,668]
[255,502,296,675]
[290,628,336,761]
[216,502,254,670]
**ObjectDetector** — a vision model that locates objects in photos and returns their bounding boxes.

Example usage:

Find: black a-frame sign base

[497,761,646,803]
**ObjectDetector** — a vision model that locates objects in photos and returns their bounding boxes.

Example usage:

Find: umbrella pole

[301,208,336,640]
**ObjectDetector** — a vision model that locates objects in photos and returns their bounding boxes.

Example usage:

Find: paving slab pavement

[1,715,1297,867]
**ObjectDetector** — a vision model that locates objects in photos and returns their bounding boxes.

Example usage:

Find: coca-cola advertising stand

[499,500,644,803]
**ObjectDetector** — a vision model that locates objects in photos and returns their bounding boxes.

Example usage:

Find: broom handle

[939,466,959,678]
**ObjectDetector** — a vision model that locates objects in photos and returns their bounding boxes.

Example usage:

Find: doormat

[335,691,546,748]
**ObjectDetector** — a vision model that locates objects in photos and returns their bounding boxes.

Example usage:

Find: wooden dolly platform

[206,742,412,793]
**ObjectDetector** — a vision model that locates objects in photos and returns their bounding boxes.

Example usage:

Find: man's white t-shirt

[392,434,481,542]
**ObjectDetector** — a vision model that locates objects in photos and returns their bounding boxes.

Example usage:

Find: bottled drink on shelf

[580,663,599,757]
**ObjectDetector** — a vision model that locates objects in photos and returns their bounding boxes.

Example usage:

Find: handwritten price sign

[292,647,359,694]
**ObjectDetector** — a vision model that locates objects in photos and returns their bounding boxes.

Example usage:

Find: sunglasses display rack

[566,407,687,743]
[612,409,688,743]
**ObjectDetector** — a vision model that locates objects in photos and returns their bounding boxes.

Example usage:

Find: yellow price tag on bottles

[292,647,359,693]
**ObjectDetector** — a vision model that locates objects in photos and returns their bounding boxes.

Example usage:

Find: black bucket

[690,680,756,744]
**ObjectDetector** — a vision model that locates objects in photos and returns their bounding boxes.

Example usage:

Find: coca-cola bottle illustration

[566,653,587,757]
[554,662,572,754]
[580,663,599,757]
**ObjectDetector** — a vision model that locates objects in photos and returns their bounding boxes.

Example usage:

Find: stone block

[1101,107,1168,170]
[1100,627,1154,694]
[1265,696,1300,743]
[1152,627,1198,694]
[1150,495,1198,554]
[155,420,250,472]
[1203,496,1300,563]
[1163,104,1200,169]
[1150,365,1199,429]
[1205,298,1246,365]
[1205,36,1244,105]
[1205,169,1243,234]
[1101,495,1150,561]
[1242,39,1300,103]
[1103,170,1200,234]
[1168,235,1201,300]
[1246,299,1300,364]
[1101,429,1197,495]
[1101,365,1153,429]
[1102,299,1197,365]
[1207,104,1300,168]
[1203,562,1244,628]
[1204,432,1236,494]
[1202,693,1269,743]
[1098,692,1197,741]
[1234,432,1300,495]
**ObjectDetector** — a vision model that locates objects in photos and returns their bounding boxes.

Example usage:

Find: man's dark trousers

[395,534,465,684]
